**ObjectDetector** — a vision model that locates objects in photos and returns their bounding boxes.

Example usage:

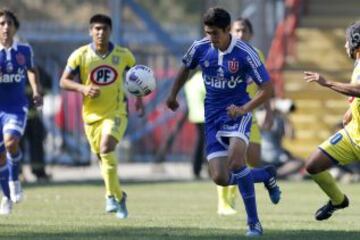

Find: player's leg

[248,123,281,204]
[193,123,205,178]
[3,111,27,203]
[4,134,23,203]
[217,185,237,215]
[99,116,128,219]
[0,134,12,215]
[84,121,120,215]
[306,130,351,220]
[228,137,263,236]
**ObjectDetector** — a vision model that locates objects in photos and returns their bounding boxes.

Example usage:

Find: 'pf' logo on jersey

[90,65,118,85]
[228,59,239,73]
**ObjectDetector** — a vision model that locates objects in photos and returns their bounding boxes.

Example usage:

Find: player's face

[90,23,111,46]
[204,25,231,51]
[0,15,17,44]
[231,21,252,42]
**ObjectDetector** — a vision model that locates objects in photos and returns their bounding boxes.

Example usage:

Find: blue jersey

[0,42,34,112]
[182,36,270,123]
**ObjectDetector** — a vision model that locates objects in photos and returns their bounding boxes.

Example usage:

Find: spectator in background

[184,71,206,179]
[259,98,305,180]
[21,65,51,182]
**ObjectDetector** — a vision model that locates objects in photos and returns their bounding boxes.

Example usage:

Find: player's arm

[243,81,273,113]
[166,65,191,111]
[25,45,43,107]
[304,71,360,97]
[262,99,274,130]
[59,67,100,98]
[343,106,352,126]
[27,67,43,107]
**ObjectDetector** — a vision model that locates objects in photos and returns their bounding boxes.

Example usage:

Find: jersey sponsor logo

[228,59,239,73]
[0,68,25,83]
[204,74,244,89]
[90,65,118,85]
[16,53,26,66]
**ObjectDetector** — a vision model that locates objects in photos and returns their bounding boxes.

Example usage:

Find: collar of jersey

[0,41,18,51]
[217,34,236,55]
[90,42,114,59]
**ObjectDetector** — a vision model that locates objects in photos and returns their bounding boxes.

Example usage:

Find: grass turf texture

[0,180,359,240]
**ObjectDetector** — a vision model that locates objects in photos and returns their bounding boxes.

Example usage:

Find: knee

[0,153,6,165]
[211,171,228,186]
[99,144,115,155]
[306,160,320,175]
[5,138,19,153]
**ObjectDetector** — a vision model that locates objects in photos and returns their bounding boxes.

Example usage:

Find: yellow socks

[311,171,345,205]
[99,152,123,201]
[217,185,237,215]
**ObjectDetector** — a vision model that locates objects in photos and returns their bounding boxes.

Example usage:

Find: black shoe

[315,195,349,221]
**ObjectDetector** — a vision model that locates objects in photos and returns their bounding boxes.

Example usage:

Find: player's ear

[225,25,231,33]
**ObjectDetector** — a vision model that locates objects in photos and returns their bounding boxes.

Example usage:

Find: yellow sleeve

[255,48,266,64]
[66,49,81,73]
[126,49,136,68]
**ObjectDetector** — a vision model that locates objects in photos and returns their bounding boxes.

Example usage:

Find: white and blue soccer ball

[125,65,156,97]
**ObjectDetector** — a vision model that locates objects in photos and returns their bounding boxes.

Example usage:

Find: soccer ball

[125,65,156,97]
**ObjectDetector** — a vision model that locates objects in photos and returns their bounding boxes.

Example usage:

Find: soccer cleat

[116,192,128,219]
[264,165,281,204]
[315,195,349,221]
[217,205,237,216]
[9,180,23,203]
[105,196,118,213]
[0,197,12,215]
[246,222,263,237]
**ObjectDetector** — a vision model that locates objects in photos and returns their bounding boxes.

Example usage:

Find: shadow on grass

[2,225,360,240]
[23,178,208,189]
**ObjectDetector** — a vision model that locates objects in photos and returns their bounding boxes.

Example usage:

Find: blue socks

[0,164,10,199]
[7,151,22,181]
[250,168,271,183]
[228,167,259,224]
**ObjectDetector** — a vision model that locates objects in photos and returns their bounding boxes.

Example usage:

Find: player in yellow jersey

[217,17,276,216]
[59,14,144,219]
[303,21,360,221]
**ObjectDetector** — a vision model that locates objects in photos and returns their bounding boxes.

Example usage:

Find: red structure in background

[266,0,302,97]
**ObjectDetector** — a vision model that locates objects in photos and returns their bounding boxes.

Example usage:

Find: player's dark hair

[0,8,20,30]
[203,7,231,30]
[346,21,360,59]
[90,14,112,29]
[234,17,253,35]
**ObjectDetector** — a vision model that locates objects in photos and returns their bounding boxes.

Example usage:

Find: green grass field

[0,180,359,240]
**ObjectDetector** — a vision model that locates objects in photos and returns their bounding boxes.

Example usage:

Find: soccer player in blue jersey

[166,7,280,236]
[0,9,43,215]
